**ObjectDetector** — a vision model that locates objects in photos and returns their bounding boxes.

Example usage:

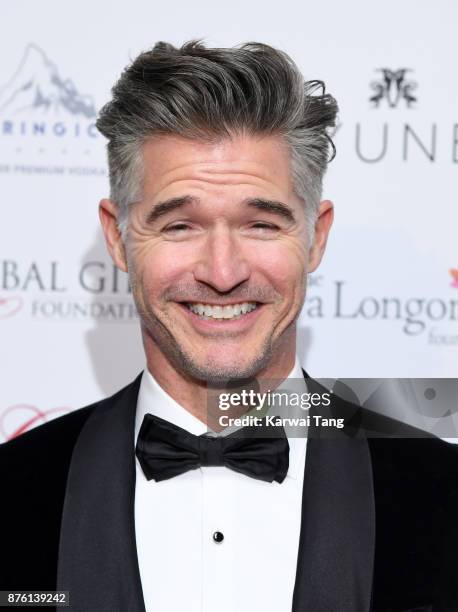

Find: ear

[308,200,334,273]
[98,199,128,272]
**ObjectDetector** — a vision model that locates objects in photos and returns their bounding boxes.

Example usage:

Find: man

[0,40,457,612]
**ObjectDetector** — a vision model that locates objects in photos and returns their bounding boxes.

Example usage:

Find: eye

[163,223,191,233]
[250,222,280,231]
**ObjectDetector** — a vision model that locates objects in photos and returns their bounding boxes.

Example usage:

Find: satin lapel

[57,373,146,612]
[292,372,376,611]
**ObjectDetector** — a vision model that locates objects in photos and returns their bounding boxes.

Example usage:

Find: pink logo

[0,404,71,442]
[450,269,458,289]
[0,295,23,319]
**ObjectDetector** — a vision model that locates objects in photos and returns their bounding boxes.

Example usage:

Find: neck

[143,335,297,429]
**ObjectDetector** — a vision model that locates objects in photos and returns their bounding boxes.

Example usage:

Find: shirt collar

[135,355,307,481]
[281,356,308,480]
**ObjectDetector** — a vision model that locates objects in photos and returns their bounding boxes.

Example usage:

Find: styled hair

[96,40,338,243]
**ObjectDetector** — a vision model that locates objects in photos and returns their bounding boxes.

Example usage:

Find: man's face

[101,133,332,383]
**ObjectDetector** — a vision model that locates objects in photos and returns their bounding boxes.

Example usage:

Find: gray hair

[96,40,338,244]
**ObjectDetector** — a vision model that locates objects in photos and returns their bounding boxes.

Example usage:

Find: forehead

[140,133,295,200]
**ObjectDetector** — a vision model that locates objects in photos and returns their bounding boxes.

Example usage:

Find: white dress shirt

[134,358,308,612]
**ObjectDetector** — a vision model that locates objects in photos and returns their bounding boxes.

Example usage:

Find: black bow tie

[135,414,289,484]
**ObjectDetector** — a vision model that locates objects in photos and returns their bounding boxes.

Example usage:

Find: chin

[181,347,273,385]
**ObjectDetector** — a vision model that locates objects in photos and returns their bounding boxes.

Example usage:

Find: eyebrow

[145,196,198,224]
[244,198,296,223]
[145,195,296,224]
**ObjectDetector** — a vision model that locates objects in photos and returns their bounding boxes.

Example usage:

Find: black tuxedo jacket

[1,371,457,612]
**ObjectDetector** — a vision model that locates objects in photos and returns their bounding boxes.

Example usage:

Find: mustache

[163,283,281,303]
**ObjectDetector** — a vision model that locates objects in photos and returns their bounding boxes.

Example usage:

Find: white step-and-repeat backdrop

[1,0,457,441]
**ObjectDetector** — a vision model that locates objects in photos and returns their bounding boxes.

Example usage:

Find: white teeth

[223,306,233,319]
[187,302,258,320]
[212,305,223,319]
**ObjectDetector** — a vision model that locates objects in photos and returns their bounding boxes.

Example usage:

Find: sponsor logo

[0,295,23,318]
[450,269,458,289]
[305,274,458,346]
[333,66,457,164]
[0,259,137,322]
[369,68,417,109]
[0,44,105,177]
[0,43,96,118]
[0,404,71,442]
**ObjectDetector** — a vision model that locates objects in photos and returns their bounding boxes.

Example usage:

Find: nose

[193,225,250,293]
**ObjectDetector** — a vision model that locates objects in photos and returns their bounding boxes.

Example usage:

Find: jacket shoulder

[368,435,458,482]
[0,379,138,467]
[0,404,92,465]
[0,379,139,591]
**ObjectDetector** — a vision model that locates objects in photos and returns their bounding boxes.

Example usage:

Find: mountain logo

[369,68,418,108]
[450,269,458,288]
[0,44,96,118]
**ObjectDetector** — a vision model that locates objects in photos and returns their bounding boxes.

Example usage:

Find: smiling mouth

[183,301,259,321]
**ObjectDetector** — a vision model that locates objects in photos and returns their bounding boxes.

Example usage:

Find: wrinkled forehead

[139,133,296,202]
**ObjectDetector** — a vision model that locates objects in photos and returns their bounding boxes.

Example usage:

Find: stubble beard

[133,290,276,386]
[141,305,276,385]
[129,261,304,386]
